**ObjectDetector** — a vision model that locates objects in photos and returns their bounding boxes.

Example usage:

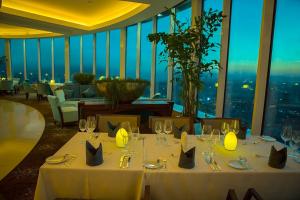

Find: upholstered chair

[54,89,78,107]
[23,82,37,100]
[47,95,78,128]
[37,83,53,101]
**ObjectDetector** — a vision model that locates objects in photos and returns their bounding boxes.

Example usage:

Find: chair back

[0,80,13,91]
[149,116,193,134]
[23,82,36,93]
[200,118,241,131]
[96,114,140,132]
[37,83,53,96]
[54,89,66,103]
[47,95,61,122]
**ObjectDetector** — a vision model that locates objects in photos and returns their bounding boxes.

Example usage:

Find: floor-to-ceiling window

[82,34,93,73]
[173,1,192,106]
[54,37,65,83]
[96,32,106,79]
[70,36,81,80]
[155,12,170,98]
[224,0,263,129]
[198,0,223,116]
[10,39,24,81]
[109,29,120,78]
[40,38,52,82]
[140,19,153,97]
[25,39,38,83]
[0,39,6,78]
[263,0,300,139]
[126,24,137,79]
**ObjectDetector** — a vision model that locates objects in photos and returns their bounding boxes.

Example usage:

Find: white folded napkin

[180,131,195,153]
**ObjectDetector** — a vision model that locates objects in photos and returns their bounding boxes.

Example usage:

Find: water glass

[164,120,173,135]
[120,121,132,150]
[132,126,140,141]
[154,120,163,144]
[230,120,239,134]
[86,116,96,138]
[211,129,221,144]
[202,125,212,136]
[221,122,229,135]
[79,119,87,132]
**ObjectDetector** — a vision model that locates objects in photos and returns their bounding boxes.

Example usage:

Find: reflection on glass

[109,29,120,78]
[126,24,137,79]
[224,0,263,128]
[10,39,24,81]
[25,39,38,83]
[0,39,6,77]
[263,0,300,141]
[83,34,93,73]
[96,32,106,79]
[140,20,152,97]
[54,37,65,83]
[40,38,52,82]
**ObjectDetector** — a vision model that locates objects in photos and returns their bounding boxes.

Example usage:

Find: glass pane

[70,36,81,81]
[224,0,263,128]
[10,39,24,81]
[0,39,6,78]
[109,29,120,78]
[83,34,93,73]
[126,24,137,79]
[140,20,153,97]
[198,0,223,116]
[96,32,106,79]
[54,37,65,83]
[263,0,300,139]
[155,13,170,98]
[25,39,38,83]
[173,1,192,106]
[40,38,52,82]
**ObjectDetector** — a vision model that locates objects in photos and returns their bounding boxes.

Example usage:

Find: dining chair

[96,114,140,132]
[0,80,14,94]
[37,83,53,101]
[226,188,263,200]
[149,116,193,134]
[47,95,78,128]
[23,82,37,100]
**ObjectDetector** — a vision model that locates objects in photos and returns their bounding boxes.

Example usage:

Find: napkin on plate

[173,124,188,139]
[107,121,120,137]
[86,141,103,166]
[268,145,287,169]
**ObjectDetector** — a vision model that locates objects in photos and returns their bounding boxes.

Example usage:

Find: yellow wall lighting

[224,131,237,151]
[242,84,249,89]
[116,128,128,148]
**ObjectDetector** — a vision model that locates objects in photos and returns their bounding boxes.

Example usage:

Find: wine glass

[86,116,97,139]
[154,121,163,144]
[221,122,229,135]
[202,125,212,135]
[281,125,292,147]
[79,119,87,132]
[211,129,221,144]
[231,120,240,135]
[164,120,173,135]
[132,126,140,141]
[120,121,132,150]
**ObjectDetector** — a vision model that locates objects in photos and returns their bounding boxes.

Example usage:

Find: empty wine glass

[132,126,140,141]
[281,125,292,147]
[221,122,229,135]
[120,121,132,150]
[231,120,240,135]
[86,116,96,139]
[79,119,87,132]
[211,129,221,144]
[164,120,173,135]
[202,125,212,135]
[154,120,163,144]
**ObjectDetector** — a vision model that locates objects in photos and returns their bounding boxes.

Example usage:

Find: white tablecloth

[35,133,300,200]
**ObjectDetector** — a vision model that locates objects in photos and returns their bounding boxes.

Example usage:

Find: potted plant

[148,9,223,117]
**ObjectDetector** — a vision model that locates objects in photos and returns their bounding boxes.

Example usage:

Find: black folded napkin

[178,146,196,169]
[237,127,246,140]
[86,141,103,166]
[173,124,188,139]
[268,145,287,169]
[107,121,120,137]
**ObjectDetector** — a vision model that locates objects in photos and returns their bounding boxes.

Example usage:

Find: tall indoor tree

[148,9,223,117]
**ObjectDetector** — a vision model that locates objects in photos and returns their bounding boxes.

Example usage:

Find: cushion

[81,87,96,98]
[107,121,120,137]
[173,124,188,139]
[63,89,74,99]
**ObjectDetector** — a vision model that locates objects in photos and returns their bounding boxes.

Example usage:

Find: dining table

[34,132,300,200]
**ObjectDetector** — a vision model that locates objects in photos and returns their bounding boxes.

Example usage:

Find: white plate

[228,160,247,170]
[46,155,68,164]
[261,136,276,142]
[143,161,163,169]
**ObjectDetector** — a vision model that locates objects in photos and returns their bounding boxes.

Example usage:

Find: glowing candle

[224,131,237,151]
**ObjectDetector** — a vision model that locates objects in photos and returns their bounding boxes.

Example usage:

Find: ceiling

[0,0,183,38]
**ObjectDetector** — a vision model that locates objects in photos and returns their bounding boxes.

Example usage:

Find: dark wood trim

[57,106,65,128]
[144,185,151,200]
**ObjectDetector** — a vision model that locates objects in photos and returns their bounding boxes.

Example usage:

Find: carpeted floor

[0,93,77,200]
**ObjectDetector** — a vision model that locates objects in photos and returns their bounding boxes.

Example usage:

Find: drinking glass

[79,119,87,132]
[154,121,163,144]
[231,120,239,135]
[132,126,140,141]
[202,125,212,135]
[211,129,221,144]
[221,122,229,135]
[120,121,132,150]
[164,120,173,135]
[281,125,292,147]
[86,116,96,139]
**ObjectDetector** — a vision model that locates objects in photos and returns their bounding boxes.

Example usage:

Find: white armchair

[47,95,78,128]
[54,89,78,107]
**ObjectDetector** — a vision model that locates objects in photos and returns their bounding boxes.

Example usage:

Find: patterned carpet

[0,93,77,200]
